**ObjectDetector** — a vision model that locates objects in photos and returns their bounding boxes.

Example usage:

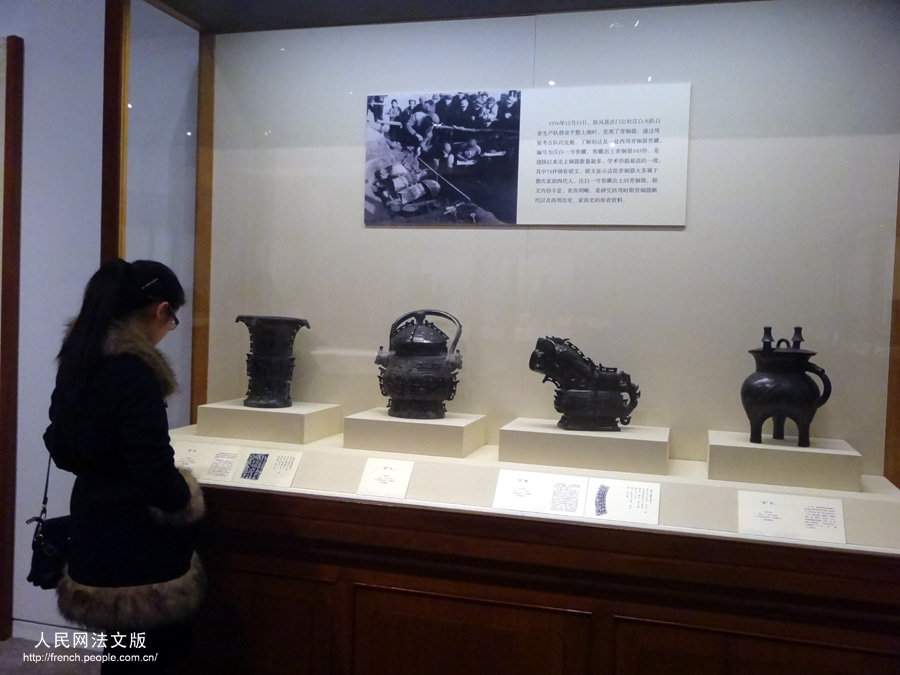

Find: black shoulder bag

[26,456,71,590]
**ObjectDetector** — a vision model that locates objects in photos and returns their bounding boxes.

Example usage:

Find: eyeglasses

[141,278,179,329]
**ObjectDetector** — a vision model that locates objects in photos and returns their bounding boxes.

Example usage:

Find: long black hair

[56,259,185,392]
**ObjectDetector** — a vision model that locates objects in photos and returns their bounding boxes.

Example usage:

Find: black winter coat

[44,322,204,631]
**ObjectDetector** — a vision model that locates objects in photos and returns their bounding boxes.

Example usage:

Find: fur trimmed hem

[57,553,204,632]
[149,467,205,526]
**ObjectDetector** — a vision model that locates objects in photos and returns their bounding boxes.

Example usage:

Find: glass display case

[174,0,900,554]
[133,1,900,671]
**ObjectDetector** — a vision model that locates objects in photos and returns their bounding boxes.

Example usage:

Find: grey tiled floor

[0,638,99,674]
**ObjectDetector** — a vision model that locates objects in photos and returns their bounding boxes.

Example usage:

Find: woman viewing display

[43,258,204,673]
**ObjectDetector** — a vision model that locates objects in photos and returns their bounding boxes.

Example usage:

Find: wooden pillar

[0,35,24,641]
[885,162,900,488]
[190,34,214,423]
[100,0,130,263]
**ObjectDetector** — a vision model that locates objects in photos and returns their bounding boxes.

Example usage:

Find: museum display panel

[143,0,900,671]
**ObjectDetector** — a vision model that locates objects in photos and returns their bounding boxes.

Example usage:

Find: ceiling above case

[148,0,738,34]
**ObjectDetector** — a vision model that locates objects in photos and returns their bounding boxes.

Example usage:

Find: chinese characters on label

[492,470,660,524]
[206,451,238,479]
[172,442,301,487]
[624,484,655,512]
[534,117,662,206]
[738,491,846,544]
[517,83,690,226]
[550,481,582,513]
[357,458,415,499]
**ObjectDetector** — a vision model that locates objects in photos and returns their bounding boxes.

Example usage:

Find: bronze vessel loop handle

[622,380,640,417]
[390,309,463,360]
[805,362,832,409]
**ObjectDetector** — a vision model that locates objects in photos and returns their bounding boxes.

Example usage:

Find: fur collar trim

[57,553,204,632]
[103,321,177,398]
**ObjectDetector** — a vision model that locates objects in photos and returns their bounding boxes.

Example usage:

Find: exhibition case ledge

[171,402,900,557]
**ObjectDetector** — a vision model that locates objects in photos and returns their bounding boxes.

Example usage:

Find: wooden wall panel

[354,587,592,675]
[201,488,900,622]
[181,488,900,674]
[614,620,900,675]
[728,638,898,675]
[187,567,334,675]
[615,622,725,675]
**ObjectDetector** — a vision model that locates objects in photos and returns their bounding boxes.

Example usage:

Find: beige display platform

[707,430,863,492]
[196,398,342,445]
[168,425,900,552]
[343,407,486,458]
[499,418,670,475]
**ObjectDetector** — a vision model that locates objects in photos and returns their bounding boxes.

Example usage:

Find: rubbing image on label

[240,453,269,481]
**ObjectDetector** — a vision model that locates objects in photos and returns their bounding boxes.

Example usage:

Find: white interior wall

[0,0,105,630]
[209,0,900,475]
[125,0,198,428]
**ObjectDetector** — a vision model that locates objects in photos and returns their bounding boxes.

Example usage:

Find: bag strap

[40,454,51,518]
[26,455,52,532]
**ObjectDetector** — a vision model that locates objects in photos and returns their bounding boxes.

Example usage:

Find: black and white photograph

[364,90,522,226]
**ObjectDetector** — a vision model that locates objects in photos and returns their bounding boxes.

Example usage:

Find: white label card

[738,491,846,544]
[173,445,203,472]
[356,458,415,499]
[492,470,588,516]
[583,477,661,525]
[172,442,239,482]
[206,451,239,482]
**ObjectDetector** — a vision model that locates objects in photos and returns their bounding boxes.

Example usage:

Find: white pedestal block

[196,399,342,445]
[707,430,862,492]
[343,408,486,458]
[499,418,670,475]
